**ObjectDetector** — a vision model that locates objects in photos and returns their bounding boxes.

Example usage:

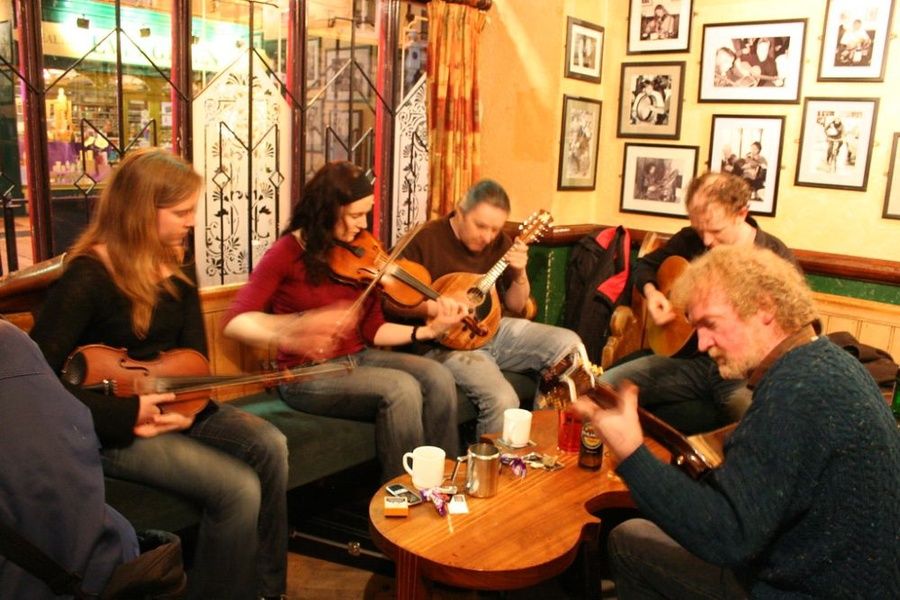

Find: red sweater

[225,235,385,367]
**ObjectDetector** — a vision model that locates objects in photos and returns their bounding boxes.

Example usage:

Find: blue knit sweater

[618,337,900,598]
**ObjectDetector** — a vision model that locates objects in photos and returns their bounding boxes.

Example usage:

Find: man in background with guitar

[389,179,584,438]
[574,245,899,598]
[599,172,798,434]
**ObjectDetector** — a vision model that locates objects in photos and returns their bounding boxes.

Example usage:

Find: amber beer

[578,422,603,470]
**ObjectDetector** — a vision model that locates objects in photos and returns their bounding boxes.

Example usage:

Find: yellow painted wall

[479,0,900,262]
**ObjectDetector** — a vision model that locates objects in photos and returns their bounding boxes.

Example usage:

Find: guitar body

[430,271,501,350]
[646,255,696,357]
[62,344,211,417]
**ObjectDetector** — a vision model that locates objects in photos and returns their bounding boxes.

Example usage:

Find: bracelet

[410,325,420,343]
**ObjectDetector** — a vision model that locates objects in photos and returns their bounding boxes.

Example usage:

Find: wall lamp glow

[140,27,151,38]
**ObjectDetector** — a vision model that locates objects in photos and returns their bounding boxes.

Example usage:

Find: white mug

[402,445,446,490]
[502,408,533,448]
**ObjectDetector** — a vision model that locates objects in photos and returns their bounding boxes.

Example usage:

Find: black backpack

[562,226,631,364]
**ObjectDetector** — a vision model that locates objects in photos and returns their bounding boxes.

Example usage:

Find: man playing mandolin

[389,179,584,438]
[574,245,900,598]
[599,172,797,434]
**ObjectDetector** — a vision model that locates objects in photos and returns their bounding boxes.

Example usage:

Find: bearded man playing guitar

[598,172,798,434]
[389,179,584,438]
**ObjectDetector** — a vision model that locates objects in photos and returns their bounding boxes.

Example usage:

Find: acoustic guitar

[539,351,730,479]
[431,210,553,351]
[645,255,696,357]
[61,344,353,417]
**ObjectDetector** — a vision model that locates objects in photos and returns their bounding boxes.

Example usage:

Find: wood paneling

[814,292,900,361]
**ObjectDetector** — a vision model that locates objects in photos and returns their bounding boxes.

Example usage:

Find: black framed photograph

[795,97,879,191]
[617,61,684,139]
[818,0,896,81]
[557,95,602,190]
[884,133,900,219]
[325,46,373,101]
[698,19,806,103]
[564,17,604,83]
[627,0,693,54]
[620,143,698,217]
[708,115,785,216]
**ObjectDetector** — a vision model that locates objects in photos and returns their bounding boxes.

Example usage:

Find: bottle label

[581,424,602,451]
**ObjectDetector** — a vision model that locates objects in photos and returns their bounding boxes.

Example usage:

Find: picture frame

[883,133,900,219]
[557,95,602,190]
[627,0,693,54]
[795,97,879,191]
[818,0,896,82]
[306,37,321,88]
[324,46,373,101]
[617,61,685,139]
[708,115,785,216]
[564,17,604,83]
[698,19,806,103]
[620,143,698,217]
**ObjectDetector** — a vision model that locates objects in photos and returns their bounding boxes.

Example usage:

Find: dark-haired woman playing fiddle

[224,161,466,479]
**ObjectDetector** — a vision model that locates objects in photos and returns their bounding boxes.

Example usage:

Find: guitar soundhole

[473,293,492,321]
[466,287,485,307]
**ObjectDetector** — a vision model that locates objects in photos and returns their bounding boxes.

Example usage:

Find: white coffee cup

[402,445,446,490]
[502,408,533,448]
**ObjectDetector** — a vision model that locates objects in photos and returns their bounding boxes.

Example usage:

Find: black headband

[347,171,374,203]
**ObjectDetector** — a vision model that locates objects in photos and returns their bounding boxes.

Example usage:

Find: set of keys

[520,452,565,471]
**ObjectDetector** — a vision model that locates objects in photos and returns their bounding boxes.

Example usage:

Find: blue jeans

[278,348,458,480]
[609,519,748,599]
[425,317,582,437]
[101,403,288,600]
[599,354,751,435]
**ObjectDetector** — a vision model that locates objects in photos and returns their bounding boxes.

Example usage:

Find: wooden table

[368,409,666,599]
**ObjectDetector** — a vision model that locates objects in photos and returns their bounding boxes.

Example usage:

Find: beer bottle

[578,422,603,470]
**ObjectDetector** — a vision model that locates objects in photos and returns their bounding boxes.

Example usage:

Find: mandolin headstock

[518,210,553,246]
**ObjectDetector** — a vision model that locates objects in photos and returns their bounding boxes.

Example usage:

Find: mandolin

[430,210,553,351]
[539,350,730,480]
[645,255,696,357]
[61,344,354,418]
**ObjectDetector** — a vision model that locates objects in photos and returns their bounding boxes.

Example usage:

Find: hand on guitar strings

[134,393,194,438]
[503,239,530,274]
[572,380,644,463]
[426,296,469,337]
[644,285,677,326]
[276,300,361,361]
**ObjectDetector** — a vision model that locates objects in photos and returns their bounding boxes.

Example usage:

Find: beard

[709,345,764,380]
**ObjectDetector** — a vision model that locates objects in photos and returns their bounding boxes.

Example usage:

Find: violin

[328,229,486,336]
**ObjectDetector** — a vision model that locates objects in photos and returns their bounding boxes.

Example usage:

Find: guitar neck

[478,257,510,294]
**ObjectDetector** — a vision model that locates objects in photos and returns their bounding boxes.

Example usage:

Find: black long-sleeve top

[29,256,207,448]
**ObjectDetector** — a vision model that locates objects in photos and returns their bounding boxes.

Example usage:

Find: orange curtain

[426,0,488,218]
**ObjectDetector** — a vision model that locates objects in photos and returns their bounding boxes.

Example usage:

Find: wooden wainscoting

[813,292,900,361]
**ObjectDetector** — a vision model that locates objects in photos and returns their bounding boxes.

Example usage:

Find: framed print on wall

[620,143,698,217]
[818,0,896,82]
[882,133,900,219]
[617,61,684,139]
[565,17,604,83]
[795,98,879,191]
[708,115,785,216]
[325,46,373,101]
[627,0,693,54]
[307,38,321,87]
[557,95,602,190]
[698,19,806,103]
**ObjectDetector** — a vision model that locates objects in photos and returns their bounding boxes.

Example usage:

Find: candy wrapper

[500,454,527,478]
[420,488,450,516]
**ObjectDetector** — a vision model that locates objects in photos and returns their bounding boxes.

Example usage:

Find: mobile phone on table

[385,483,422,506]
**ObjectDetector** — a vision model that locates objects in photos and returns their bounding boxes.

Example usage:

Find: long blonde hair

[68,148,202,337]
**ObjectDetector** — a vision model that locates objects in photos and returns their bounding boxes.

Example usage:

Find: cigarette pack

[384,495,409,517]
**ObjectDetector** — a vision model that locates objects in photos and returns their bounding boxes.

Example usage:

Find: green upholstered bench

[104,371,537,533]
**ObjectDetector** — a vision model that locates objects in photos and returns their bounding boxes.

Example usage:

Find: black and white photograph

[795,97,879,191]
[325,46,374,101]
[564,17,604,83]
[709,115,784,216]
[617,61,684,139]
[818,0,896,81]
[620,143,698,216]
[699,20,806,103]
[557,95,602,190]
[628,0,693,54]
[883,133,900,219]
